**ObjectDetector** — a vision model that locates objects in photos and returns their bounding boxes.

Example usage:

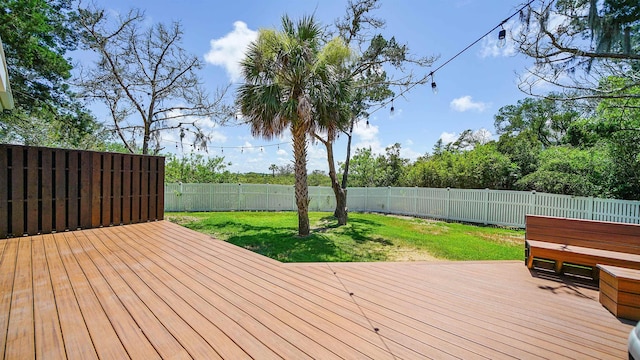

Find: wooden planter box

[598,264,640,321]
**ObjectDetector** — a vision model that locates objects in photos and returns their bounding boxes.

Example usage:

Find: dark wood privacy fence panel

[0,144,164,238]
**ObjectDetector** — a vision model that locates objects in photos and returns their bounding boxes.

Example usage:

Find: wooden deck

[0,221,634,359]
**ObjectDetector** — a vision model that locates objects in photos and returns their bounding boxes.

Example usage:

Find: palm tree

[237,15,351,236]
[269,164,278,177]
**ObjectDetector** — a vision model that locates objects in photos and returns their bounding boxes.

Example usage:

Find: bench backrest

[526,215,640,255]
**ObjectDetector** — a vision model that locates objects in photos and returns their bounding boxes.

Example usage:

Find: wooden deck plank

[62,231,161,360]
[4,237,34,360]
[94,227,258,360]
[337,262,628,355]
[102,227,302,360]
[0,221,635,359]
[31,236,66,360]
[115,225,370,360]
[141,224,395,358]
[43,234,99,360]
[74,229,204,360]
[0,238,18,360]
[55,233,130,359]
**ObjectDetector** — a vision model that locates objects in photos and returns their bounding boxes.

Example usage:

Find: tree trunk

[292,124,310,236]
[340,117,355,189]
[322,135,348,225]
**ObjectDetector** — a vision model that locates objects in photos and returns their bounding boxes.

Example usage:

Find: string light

[498,25,507,48]
[430,72,438,94]
[390,99,395,115]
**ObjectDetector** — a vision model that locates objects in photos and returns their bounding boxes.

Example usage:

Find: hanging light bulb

[221,147,224,153]
[390,99,395,115]
[366,119,370,127]
[431,80,438,95]
[498,27,507,48]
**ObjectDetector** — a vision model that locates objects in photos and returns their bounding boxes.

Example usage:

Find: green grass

[166,211,525,263]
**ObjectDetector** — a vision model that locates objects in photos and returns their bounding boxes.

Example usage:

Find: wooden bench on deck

[525,215,640,279]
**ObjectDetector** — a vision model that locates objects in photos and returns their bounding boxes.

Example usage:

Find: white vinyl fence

[165,183,640,228]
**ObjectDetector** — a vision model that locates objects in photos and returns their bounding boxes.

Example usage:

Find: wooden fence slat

[132,157,140,223]
[149,157,157,221]
[91,153,101,228]
[80,152,92,229]
[40,150,53,234]
[122,156,131,225]
[101,154,112,226]
[54,150,66,232]
[157,158,165,220]
[141,157,149,222]
[112,155,122,225]
[26,148,39,235]
[67,151,79,231]
[11,147,25,237]
[0,146,8,237]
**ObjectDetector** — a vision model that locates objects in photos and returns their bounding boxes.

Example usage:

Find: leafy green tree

[377,143,408,187]
[308,0,436,226]
[340,147,380,187]
[494,97,581,147]
[165,153,231,183]
[516,146,610,197]
[237,15,351,236]
[565,77,640,199]
[0,0,104,148]
[405,143,515,189]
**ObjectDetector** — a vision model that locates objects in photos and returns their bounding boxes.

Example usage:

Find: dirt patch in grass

[474,232,524,246]
[386,248,443,262]
[166,215,202,226]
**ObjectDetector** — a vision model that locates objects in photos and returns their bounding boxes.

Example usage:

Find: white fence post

[483,188,489,225]
[528,190,536,216]
[446,187,451,220]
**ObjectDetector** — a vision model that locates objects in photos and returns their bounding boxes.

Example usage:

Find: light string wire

[366,0,536,117]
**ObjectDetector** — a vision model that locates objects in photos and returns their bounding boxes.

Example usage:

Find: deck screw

[349,292,354,296]
[374,328,379,332]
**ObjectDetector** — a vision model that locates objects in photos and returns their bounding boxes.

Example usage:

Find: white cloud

[450,96,489,112]
[353,121,384,154]
[276,148,288,156]
[440,132,458,144]
[204,21,258,82]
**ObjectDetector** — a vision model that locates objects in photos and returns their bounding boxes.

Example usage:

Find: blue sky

[80,0,535,173]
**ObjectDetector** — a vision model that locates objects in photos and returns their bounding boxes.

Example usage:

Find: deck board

[0,221,635,359]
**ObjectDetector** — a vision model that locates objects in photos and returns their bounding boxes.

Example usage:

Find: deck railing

[165,183,640,228]
[0,144,164,238]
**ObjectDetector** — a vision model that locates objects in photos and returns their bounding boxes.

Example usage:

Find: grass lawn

[166,211,525,263]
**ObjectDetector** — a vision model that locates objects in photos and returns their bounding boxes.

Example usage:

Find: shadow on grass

[186,216,397,263]
[325,216,394,246]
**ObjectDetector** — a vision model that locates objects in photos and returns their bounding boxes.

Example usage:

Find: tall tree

[515,0,640,102]
[77,6,229,155]
[237,15,351,236]
[314,0,436,225]
[0,0,104,148]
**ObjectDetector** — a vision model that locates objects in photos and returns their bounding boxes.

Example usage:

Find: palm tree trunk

[292,124,310,236]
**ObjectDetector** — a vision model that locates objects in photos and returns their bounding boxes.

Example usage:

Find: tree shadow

[193,216,398,262]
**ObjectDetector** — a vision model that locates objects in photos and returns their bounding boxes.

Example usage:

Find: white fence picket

[164,184,640,228]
